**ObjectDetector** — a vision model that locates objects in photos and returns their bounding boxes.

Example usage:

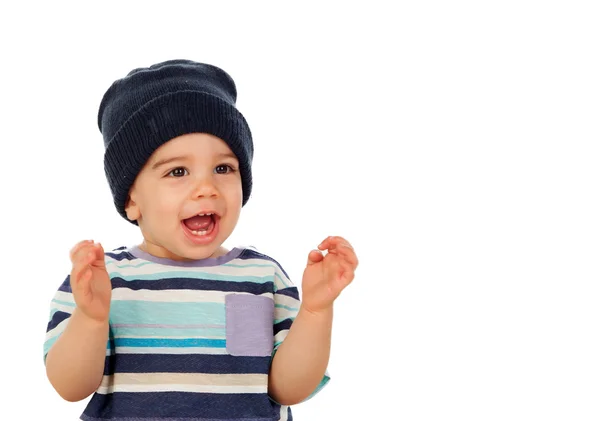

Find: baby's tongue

[184,215,212,231]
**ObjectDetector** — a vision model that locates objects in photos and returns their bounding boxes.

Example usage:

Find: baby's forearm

[45,308,109,402]
[268,305,333,405]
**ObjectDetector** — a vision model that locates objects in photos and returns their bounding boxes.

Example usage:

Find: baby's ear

[125,196,140,221]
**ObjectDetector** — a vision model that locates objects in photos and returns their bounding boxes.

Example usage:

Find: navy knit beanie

[97,59,254,224]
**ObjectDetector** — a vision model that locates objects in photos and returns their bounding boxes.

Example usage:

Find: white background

[1,1,599,420]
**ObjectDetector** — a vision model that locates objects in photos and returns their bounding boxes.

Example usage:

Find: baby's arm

[46,309,109,401]
[268,305,333,405]
[45,240,112,402]
[269,236,358,405]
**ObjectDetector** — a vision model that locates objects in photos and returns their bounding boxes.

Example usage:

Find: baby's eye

[215,164,235,174]
[168,167,188,177]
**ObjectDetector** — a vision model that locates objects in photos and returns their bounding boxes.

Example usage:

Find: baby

[43,59,358,421]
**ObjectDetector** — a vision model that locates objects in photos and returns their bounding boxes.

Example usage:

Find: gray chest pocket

[225,294,274,357]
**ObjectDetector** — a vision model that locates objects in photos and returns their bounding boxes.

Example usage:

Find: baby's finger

[319,236,352,254]
[319,235,342,250]
[74,266,93,287]
[88,243,107,269]
[329,235,352,246]
[71,262,91,290]
[70,240,94,262]
[307,249,324,265]
[71,248,97,283]
[317,236,332,250]
[72,244,96,267]
[337,243,358,267]
[72,248,95,270]
[338,260,355,286]
[334,236,354,251]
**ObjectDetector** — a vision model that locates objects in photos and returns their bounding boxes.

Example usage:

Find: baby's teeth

[191,230,208,236]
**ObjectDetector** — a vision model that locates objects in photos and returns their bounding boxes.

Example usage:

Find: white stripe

[275,307,298,321]
[45,317,69,341]
[53,291,75,303]
[50,302,75,314]
[97,383,266,394]
[280,405,288,421]
[274,330,289,345]
[274,265,293,289]
[114,346,228,355]
[106,256,279,277]
[112,334,225,340]
[112,288,273,303]
[274,293,299,309]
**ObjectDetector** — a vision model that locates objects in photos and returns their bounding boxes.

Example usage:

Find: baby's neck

[211,246,229,258]
[138,242,230,261]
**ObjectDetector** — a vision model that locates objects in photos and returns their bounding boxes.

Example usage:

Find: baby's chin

[169,243,228,261]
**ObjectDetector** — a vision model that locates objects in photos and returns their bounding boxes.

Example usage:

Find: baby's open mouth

[183,213,217,236]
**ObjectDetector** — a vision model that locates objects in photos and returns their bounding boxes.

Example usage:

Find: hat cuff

[103,90,253,224]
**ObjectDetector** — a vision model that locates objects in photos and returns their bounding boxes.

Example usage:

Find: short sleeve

[43,275,114,364]
[43,275,77,364]
[271,262,330,402]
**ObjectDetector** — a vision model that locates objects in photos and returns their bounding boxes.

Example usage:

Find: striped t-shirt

[43,245,329,421]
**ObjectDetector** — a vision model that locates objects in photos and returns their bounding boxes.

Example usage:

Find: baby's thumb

[91,242,107,268]
[307,250,323,266]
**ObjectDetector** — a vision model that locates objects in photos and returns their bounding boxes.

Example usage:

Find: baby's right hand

[69,240,112,323]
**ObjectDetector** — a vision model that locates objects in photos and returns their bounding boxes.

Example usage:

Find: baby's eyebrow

[217,152,238,160]
[151,156,187,170]
[151,152,238,170]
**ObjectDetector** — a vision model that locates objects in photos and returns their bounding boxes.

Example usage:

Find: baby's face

[125,133,243,261]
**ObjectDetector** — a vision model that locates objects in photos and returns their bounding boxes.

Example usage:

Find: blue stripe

[43,335,59,356]
[52,299,75,307]
[110,260,154,269]
[305,373,331,401]
[274,272,289,286]
[84,392,280,419]
[103,353,270,375]
[113,338,226,348]
[110,301,224,325]
[275,303,298,312]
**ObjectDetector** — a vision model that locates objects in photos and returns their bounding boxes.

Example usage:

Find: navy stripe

[239,249,291,280]
[275,287,299,300]
[274,319,293,335]
[103,354,271,375]
[105,250,136,261]
[46,311,71,332]
[56,275,72,293]
[84,392,280,419]
[81,416,280,421]
[111,277,273,294]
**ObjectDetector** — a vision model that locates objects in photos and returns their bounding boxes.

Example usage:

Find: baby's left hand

[301,236,358,314]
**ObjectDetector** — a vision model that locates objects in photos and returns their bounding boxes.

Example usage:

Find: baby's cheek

[154,195,181,218]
